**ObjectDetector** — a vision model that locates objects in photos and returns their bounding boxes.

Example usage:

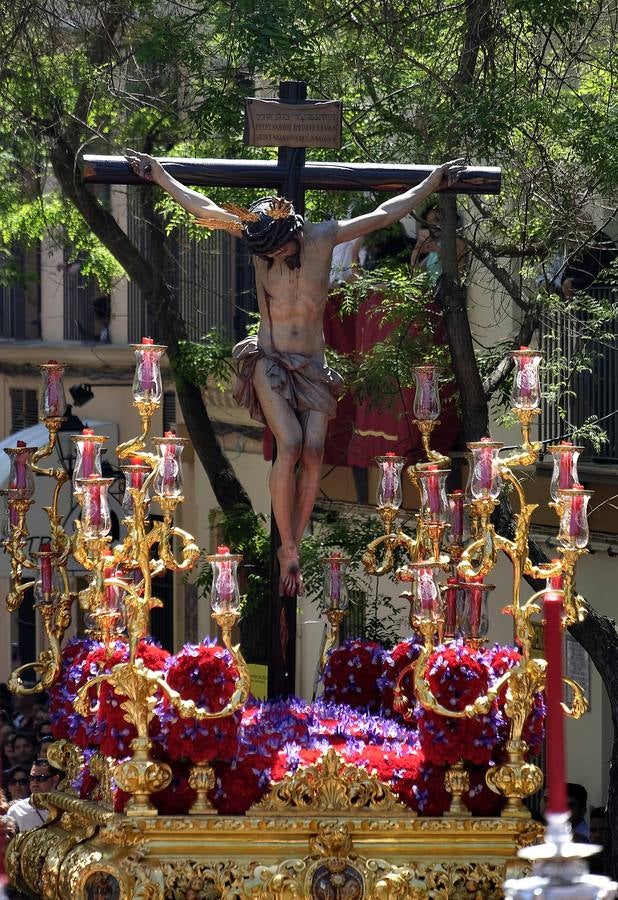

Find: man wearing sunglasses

[5,758,60,832]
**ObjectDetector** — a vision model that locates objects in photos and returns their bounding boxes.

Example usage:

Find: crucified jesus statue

[125,150,465,597]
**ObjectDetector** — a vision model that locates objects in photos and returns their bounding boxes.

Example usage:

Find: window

[540,286,618,461]
[10,389,38,433]
[163,391,177,433]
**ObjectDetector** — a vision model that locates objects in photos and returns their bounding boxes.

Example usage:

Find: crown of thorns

[195,197,296,236]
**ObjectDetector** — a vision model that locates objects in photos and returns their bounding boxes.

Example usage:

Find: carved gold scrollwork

[562,676,589,719]
[46,739,84,794]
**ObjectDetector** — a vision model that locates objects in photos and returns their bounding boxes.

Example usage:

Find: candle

[516,346,533,403]
[426,464,441,517]
[548,558,564,591]
[450,490,465,543]
[130,456,144,488]
[82,428,95,477]
[543,590,567,815]
[162,432,177,488]
[467,574,484,637]
[40,541,53,595]
[569,484,584,540]
[14,441,28,491]
[216,545,234,610]
[102,552,116,608]
[558,441,574,491]
[44,361,63,417]
[139,337,155,393]
[445,577,458,635]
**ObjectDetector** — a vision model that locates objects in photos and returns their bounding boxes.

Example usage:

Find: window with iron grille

[341,590,367,642]
[0,247,40,340]
[163,391,176,433]
[10,389,38,433]
[126,191,255,344]
[63,254,99,341]
[540,286,618,461]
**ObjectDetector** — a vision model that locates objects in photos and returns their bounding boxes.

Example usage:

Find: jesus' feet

[278,544,304,598]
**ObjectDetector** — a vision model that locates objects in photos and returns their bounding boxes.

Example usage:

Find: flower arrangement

[47,634,544,818]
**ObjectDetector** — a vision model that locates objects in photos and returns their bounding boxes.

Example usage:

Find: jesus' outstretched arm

[333,158,466,245]
[124,148,241,230]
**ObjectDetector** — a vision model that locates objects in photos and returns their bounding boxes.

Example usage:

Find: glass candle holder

[417,464,450,523]
[153,433,188,498]
[98,552,127,630]
[509,347,543,410]
[467,438,503,500]
[121,458,151,517]
[458,577,494,641]
[548,442,583,503]
[558,485,593,549]
[72,429,106,496]
[407,562,443,623]
[208,545,242,616]
[412,365,441,421]
[132,337,165,405]
[322,552,350,612]
[5,442,36,499]
[375,453,405,509]
[76,476,113,539]
[33,540,61,605]
[40,361,66,419]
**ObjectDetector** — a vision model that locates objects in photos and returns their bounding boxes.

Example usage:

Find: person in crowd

[567,782,590,842]
[590,805,609,875]
[5,759,60,833]
[37,736,55,761]
[33,720,52,746]
[4,767,30,805]
[409,202,467,284]
[1,735,17,771]
[10,696,35,733]
[10,734,36,770]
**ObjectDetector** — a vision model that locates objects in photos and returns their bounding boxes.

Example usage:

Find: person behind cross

[125,149,465,596]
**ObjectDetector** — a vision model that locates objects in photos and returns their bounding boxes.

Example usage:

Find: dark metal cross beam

[83,81,500,702]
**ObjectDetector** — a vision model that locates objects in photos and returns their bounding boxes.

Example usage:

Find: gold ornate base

[6,793,541,899]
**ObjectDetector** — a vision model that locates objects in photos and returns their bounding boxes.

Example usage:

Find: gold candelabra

[3,341,251,816]
[361,355,589,816]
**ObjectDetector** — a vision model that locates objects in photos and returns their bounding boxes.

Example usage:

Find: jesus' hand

[427,158,467,191]
[124,148,166,184]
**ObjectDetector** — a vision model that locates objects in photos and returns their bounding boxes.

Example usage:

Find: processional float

[2,344,615,898]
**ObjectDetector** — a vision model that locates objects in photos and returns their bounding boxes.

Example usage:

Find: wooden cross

[83,81,500,699]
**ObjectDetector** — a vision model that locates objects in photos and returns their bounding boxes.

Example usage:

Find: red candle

[81,428,95,478]
[88,480,101,529]
[139,337,155,393]
[543,591,567,814]
[40,541,53,595]
[14,441,28,491]
[549,558,564,591]
[102,552,116,608]
[467,574,484,637]
[559,442,574,491]
[162,432,177,488]
[478,438,494,491]
[569,484,584,539]
[445,577,458,634]
[450,490,464,543]
[130,456,144,489]
[426,464,441,517]
[45,361,62,416]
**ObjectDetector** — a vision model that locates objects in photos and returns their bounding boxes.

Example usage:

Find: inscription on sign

[245,99,342,149]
